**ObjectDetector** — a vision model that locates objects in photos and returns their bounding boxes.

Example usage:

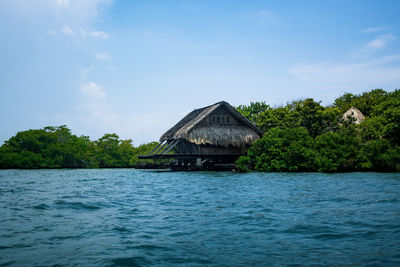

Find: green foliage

[256,106,298,133]
[372,90,400,145]
[236,101,270,125]
[237,88,400,172]
[361,139,400,171]
[95,133,128,168]
[238,98,341,137]
[1,88,399,172]
[293,98,338,137]
[238,127,316,172]
[0,126,98,169]
[333,89,388,116]
[0,126,159,169]
[129,142,161,168]
[315,130,363,172]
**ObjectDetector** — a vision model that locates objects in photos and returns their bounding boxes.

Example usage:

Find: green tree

[130,141,160,168]
[293,98,339,137]
[237,127,316,172]
[334,89,388,116]
[256,106,298,133]
[0,126,98,169]
[315,128,363,172]
[361,139,400,171]
[95,133,124,167]
[333,92,356,113]
[372,90,400,144]
[236,101,270,125]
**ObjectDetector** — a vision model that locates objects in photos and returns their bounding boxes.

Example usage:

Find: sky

[1,0,400,145]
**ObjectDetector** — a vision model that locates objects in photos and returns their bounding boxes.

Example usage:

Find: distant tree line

[1,89,399,171]
[236,89,400,172]
[0,126,159,169]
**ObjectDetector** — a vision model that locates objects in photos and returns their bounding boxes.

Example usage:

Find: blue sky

[1,0,399,145]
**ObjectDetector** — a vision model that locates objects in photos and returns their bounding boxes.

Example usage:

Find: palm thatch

[342,106,365,124]
[160,101,262,148]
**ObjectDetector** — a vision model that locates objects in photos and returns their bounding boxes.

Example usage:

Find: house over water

[139,101,262,170]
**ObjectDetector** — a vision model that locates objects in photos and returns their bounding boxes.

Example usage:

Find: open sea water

[0,169,399,266]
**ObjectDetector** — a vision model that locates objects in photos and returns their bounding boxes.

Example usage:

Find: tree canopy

[1,88,399,171]
[236,89,400,172]
[0,126,158,169]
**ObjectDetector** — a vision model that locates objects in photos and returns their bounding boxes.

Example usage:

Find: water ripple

[54,200,102,210]
[0,170,399,266]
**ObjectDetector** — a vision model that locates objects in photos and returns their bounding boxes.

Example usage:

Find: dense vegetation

[0,126,159,169]
[1,89,399,171]
[236,89,400,172]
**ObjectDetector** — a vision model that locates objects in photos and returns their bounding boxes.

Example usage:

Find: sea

[1,169,399,266]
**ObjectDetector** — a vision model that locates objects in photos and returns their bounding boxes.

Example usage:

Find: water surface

[1,170,399,266]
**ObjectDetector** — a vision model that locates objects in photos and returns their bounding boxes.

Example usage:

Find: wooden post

[182,141,192,155]
[159,140,177,154]
[148,141,163,155]
[162,140,180,154]
[152,141,167,155]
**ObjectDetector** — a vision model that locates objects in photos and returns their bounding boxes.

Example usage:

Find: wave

[54,200,101,210]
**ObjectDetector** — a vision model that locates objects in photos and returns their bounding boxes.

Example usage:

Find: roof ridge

[178,102,221,136]
[159,101,262,142]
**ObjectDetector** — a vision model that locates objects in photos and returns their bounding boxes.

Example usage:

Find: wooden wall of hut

[197,106,241,127]
[175,140,245,155]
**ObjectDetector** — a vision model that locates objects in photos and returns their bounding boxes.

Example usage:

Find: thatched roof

[342,106,365,124]
[160,101,262,147]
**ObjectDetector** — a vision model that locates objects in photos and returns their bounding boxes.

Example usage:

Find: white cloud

[56,0,70,8]
[0,1,113,38]
[80,67,94,82]
[91,31,109,39]
[94,52,111,60]
[362,27,384,33]
[54,0,113,22]
[60,26,111,40]
[78,80,166,144]
[81,82,106,99]
[61,24,74,36]
[289,55,400,87]
[364,34,394,50]
[55,26,112,40]
[80,28,87,38]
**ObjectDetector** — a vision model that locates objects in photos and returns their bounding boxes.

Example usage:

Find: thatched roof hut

[139,101,262,166]
[160,101,262,147]
[342,107,365,124]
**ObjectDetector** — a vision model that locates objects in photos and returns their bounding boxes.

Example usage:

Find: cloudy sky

[1,0,399,145]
